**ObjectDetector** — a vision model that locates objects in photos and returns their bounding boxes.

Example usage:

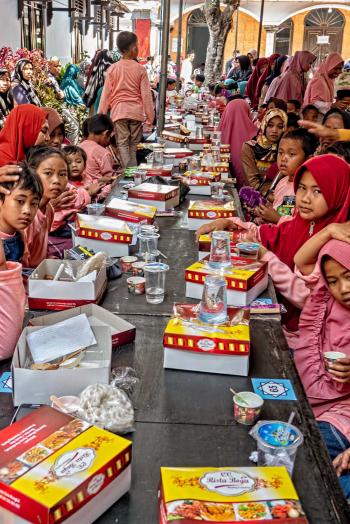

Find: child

[302,104,319,123]
[166,78,177,105]
[0,237,25,361]
[0,164,43,262]
[256,129,318,224]
[265,97,287,113]
[63,145,106,199]
[47,108,65,149]
[23,147,68,268]
[196,155,350,348]
[79,114,117,199]
[326,141,350,164]
[294,239,350,498]
[194,74,205,90]
[286,112,299,132]
[98,31,155,168]
[287,99,301,114]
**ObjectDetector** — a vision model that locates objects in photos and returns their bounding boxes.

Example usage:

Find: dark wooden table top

[0,187,349,523]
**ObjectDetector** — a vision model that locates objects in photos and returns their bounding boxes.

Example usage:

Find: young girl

[294,239,350,498]
[64,145,107,199]
[240,108,287,195]
[196,155,350,348]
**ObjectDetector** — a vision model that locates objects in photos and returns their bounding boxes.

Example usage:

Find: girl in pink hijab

[267,51,316,104]
[303,52,344,114]
[218,99,258,187]
[294,239,350,497]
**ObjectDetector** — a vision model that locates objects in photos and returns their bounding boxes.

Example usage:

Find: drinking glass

[198,275,228,324]
[209,231,231,269]
[137,233,160,261]
[144,262,169,304]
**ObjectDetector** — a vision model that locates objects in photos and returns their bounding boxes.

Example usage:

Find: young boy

[287,99,301,114]
[194,74,205,90]
[256,129,318,224]
[64,145,106,198]
[98,31,154,168]
[166,78,177,105]
[302,104,319,123]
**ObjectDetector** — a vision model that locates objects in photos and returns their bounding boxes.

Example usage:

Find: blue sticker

[0,372,12,393]
[251,378,297,401]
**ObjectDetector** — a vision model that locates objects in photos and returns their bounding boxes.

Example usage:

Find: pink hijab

[303,52,343,106]
[266,51,316,104]
[218,99,258,187]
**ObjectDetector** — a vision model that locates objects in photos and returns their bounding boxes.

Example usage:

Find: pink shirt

[0,261,25,360]
[273,177,295,209]
[23,203,54,268]
[98,59,155,124]
[51,183,91,232]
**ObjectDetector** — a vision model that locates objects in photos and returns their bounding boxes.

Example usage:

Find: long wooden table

[0,189,349,523]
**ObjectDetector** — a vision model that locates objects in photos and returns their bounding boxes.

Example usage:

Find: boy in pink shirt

[98,31,155,168]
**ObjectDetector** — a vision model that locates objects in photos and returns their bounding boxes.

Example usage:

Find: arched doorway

[187,8,209,69]
[303,8,344,62]
[275,18,293,55]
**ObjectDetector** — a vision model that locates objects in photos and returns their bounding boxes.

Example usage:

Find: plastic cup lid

[237,242,260,250]
[144,263,169,272]
[257,422,302,448]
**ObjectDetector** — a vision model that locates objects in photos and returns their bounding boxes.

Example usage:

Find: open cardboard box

[28,259,107,311]
[12,325,111,406]
[29,304,136,349]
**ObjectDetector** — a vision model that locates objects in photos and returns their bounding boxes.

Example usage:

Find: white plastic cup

[87,203,105,216]
[144,262,169,304]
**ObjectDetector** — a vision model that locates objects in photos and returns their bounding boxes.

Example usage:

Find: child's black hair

[326,141,350,164]
[27,145,69,170]
[213,84,222,96]
[63,145,87,165]
[117,31,137,54]
[302,104,319,117]
[0,162,43,202]
[337,89,350,101]
[286,112,300,130]
[266,97,287,112]
[287,99,301,111]
[82,117,91,139]
[85,114,114,135]
[280,128,319,158]
[167,78,176,87]
[195,74,205,83]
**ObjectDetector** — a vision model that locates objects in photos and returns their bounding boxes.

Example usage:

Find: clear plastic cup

[153,149,164,165]
[250,420,304,475]
[87,203,105,216]
[198,274,227,324]
[211,181,225,199]
[137,233,160,262]
[209,231,231,269]
[212,146,221,163]
[144,262,169,304]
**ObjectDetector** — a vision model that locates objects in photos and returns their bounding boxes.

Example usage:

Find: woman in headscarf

[0,105,49,166]
[266,51,316,104]
[240,108,287,194]
[83,49,114,115]
[11,58,41,106]
[46,107,66,148]
[264,56,291,103]
[60,64,85,107]
[0,68,14,128]
[227,55,252,82]
[244,58,268,109]
[303,52,344,114]
[255,53,280,108]
[218,99,258,187]
[318,107,350,152]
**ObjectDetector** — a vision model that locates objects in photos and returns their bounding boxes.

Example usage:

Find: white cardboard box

[12,325,112,406]
[128,182,180,211]
[28,259,107,310]
[105,197,156,224]
[29,304,136,349]
[187,200,236,231]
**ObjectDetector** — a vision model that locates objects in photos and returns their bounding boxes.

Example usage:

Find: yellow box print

[165,317,249,343]
[186,261,259,283]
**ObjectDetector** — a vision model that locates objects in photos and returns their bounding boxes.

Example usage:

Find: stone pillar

[264,25,279,55]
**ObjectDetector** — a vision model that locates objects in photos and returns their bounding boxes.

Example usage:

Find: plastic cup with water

[144,262,169,304]
[198,274,228,324]
[209,231,231,269]
[137,232,160,261]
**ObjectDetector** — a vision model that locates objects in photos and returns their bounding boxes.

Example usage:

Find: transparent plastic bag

[110,367,140,397]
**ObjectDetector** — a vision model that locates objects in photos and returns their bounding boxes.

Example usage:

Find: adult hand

[327,222,350,243]
[195,218,236,242]
[333,448,350,476]
[0,165,22,195]
[51,189,76,210]
[255,204,280,224]
[298,120,340,141]
[327,358,350,383]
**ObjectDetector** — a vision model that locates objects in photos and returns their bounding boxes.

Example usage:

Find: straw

[282,411,296,445]
[230,388,249,406]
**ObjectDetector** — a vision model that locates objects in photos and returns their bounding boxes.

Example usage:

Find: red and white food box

[187,200,236,230]
[137,164,174,177]
[201,163,230,180]
[185,257,268,306]
[187,137,211,152]
[161,131,188,147]
[73,214,133,257]
[128,182,180,211]
[163,304,250,376]
[28,303,136,349]
[198,231,242,260]
[183,171,221,196]
[28,259,107,311]
[12,325,111,406]
[0,406,131,524]
[164,148,194,167]
[105,197,156,224]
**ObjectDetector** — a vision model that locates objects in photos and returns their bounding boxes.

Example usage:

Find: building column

[264,25,278,55]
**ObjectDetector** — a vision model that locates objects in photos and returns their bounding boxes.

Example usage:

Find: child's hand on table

[195,218,237,242]
[255,203,280,224]
[0,165,22,195]
[327,358,350,383]
[333,448,350,476]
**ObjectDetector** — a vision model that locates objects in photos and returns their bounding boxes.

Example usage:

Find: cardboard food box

[73,214,133,258]
[137,164,174,177]
[187,200,236,231]
[161,130,188,146]
[105,197,156,224]
[28,259,107,311]
[163,304,250,376]
[183,171,221,196]
[12,325,111,406]
[28,304,136,349]
[164,148,194,167]
[201,162,229,174]
[185,257,268,306]
[128,182,180,211]
[159,466,308,523]
[0,406,131,524]
[198,231,242,260]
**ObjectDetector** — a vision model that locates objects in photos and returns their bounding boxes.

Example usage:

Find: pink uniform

[79,140,114,200]
[51,183,91,232]
[23,203,55,268]
[0,261,25,360]
[273,177,295,209]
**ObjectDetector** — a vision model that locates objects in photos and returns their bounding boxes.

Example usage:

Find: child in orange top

[24,147,68,267]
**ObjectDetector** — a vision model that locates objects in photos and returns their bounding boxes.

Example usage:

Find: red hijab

[255,54,280,105]
[0,105,48,166]
[260,154,350,270]
[245,58,268,109]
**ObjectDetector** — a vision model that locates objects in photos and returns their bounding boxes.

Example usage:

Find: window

[21,2,45,51]
[275,19,293,55]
